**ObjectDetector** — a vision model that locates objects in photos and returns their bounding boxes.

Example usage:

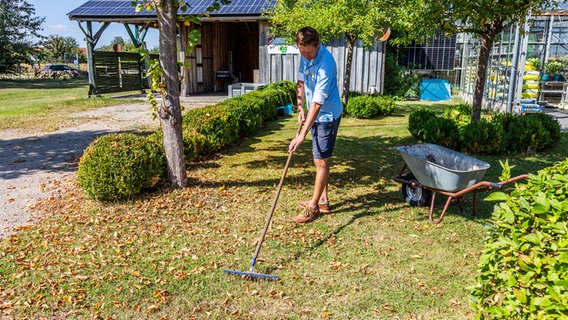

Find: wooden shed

[68,0,387,96]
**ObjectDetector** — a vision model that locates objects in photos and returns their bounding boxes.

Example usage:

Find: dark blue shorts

[311,117,341,159]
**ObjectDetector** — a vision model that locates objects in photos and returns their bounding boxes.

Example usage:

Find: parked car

[42,64,79,72]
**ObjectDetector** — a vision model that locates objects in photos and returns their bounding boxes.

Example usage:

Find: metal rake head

[224,269,280,281]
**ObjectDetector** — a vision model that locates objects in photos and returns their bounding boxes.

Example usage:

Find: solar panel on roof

[557,1,568,10]
[68,0,275,17]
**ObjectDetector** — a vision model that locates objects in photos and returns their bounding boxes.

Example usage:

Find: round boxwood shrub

[423,116,460,149]
[505,114,556,153]
[375,95,395,116]
[489,111,518,132]
[78,133,165,201]
[526,113,562,144]
[460,119,505,154]
[345,95,372,118]
[408,108,437,141]
[345,94,395,118]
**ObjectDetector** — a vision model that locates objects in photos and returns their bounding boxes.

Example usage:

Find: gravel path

[0,95,226,239]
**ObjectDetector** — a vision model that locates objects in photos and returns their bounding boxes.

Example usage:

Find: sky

[28,0,159,49]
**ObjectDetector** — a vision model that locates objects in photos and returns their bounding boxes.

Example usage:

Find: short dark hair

[296,26,320,46]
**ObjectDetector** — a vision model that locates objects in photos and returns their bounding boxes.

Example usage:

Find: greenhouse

[456,2,568,113]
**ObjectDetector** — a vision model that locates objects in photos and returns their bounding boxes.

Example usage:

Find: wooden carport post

[124,24,150,92]
[76,21,111,97]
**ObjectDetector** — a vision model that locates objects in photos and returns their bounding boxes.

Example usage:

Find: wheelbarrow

[392,143,527,224]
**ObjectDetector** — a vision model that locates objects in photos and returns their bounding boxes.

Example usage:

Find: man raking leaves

[224,26,342,281]
[288,26,343,224]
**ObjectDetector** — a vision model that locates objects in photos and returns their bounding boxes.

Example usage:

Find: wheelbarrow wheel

[400,173,432,207]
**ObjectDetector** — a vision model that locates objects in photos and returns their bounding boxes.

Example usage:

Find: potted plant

[544,60,564,81]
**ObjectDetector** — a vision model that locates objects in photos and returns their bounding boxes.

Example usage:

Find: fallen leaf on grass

[0,302,13,309]
[154,289,169,298]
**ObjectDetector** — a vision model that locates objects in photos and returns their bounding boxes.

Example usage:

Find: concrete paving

[543,107,568,132]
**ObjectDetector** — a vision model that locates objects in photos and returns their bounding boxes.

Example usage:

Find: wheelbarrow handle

[489,182,502,189]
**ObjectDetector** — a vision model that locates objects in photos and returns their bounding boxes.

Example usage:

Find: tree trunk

[156,0,188,188]
[341,34,357,107]
[472,30,497,122]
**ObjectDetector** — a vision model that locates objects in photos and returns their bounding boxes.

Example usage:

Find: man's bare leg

[310,158,329,210]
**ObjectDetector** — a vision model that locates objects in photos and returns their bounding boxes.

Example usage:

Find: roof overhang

[68,15,269,24]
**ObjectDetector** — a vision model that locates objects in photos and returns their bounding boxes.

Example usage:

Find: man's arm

[289,101,321,153]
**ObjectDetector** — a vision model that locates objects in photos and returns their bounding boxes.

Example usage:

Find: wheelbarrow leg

[429,192,437,222]
[472,191,478,216]
[428,192,455,224]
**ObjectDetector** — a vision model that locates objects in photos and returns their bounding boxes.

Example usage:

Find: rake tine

[223,269,280,281]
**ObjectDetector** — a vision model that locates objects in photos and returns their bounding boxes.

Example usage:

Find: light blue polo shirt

[298,45,343,123]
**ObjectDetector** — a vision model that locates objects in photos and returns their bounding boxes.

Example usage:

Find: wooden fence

[259,25,386,94]
[92,51,157,94]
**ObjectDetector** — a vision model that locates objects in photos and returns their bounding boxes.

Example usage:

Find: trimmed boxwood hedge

[422,116,460,149]
[181,81,292,159]
[408,106,562,155]
[460,119,505,155]
[345,94,395,118]
[78,81,296,200]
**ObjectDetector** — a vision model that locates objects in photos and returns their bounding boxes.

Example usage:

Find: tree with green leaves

[134,0,230,188]
[409,0,559,121]
[268,0,392,106]
[42,35,82,63]
[0,0,45,74]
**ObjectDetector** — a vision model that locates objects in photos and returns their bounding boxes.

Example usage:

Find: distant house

[68,0,387,96]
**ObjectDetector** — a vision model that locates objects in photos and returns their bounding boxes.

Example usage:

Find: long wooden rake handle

[249,122,303,273]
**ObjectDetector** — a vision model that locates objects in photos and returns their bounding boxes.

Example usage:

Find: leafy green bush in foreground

[470,159,568,319]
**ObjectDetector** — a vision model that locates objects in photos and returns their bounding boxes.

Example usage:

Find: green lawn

[1,95,567,318]
[0,78,139,132]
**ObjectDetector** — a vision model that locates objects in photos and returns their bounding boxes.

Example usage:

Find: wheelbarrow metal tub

[396,143,491,192]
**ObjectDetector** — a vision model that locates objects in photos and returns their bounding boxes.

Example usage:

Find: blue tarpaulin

[420,78,451,101]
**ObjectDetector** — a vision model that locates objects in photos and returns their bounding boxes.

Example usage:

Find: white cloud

[49,24,71,32]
